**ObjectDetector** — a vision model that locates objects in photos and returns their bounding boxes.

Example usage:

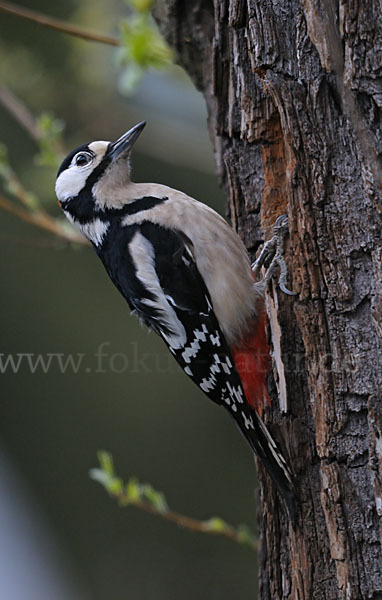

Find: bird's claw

[251,214,296,296]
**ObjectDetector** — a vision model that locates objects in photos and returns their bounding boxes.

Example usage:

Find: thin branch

[0,85,40,140]
[0,87,83,245]
[0,1,120,46]
[91,453,258,550]
[0,84,66,165]
[119,494,258,549]
[2,170,40,210]
[0,194,88,245]
[0,233,70,248]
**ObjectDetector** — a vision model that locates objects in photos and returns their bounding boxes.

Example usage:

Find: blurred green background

[0,1,258,598]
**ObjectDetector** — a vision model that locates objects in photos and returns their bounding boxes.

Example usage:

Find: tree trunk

[153,1,382,598]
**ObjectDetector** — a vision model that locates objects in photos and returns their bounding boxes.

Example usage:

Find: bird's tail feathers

[235,408,297,525]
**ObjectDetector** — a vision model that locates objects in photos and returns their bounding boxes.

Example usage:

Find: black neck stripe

[116,195,168,217]
[63,194,168,225]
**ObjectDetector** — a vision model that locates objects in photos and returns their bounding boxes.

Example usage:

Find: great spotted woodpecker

[55,121,296,521]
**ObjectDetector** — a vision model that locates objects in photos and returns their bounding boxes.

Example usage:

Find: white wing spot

[200,376,217,393]
[241,411,255,430]
[227,382,244,404]
[222,388,237,412]
[182,339,200,363]
[210,357,221,375]
[199,353,222,393]
[181,324,208,363]
[210,332,221,346]
[222,357,233,374]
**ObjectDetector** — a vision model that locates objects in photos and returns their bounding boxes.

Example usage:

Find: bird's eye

[75,152,92,167]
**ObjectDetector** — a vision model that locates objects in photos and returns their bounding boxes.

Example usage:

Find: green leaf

[37,112,65,138]
[108,476,123,495]
[35,112,65,168]
[120,15,172,70]
[126,0,154,12]
[97,450,115,477]
[141,484,168,512]
[204,517,228,533]
[237,524,257,547]
[90,453,123,496]
[125,477,141,502]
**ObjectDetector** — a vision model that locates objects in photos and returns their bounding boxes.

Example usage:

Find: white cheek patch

[55,167,91,202]
[55,141,109,203]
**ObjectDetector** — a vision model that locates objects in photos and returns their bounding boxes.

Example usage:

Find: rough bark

[153,1,382,598]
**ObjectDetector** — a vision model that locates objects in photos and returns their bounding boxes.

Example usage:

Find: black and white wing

[126,222,242,402]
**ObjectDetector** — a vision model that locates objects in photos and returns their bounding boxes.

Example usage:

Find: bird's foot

[251,215,296,296]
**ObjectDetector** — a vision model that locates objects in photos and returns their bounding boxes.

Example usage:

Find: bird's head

[55,121,146,222]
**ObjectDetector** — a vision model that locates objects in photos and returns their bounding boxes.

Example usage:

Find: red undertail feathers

[232,311,270,414]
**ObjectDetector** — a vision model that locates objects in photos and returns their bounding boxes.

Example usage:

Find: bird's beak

[107,121,146,161]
